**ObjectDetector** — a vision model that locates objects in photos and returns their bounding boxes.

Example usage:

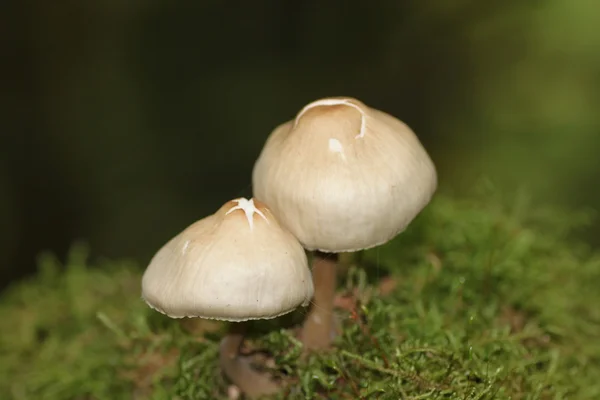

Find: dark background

[1,1,599,290]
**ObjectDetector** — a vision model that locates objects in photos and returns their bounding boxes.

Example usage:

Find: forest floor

[1,190,599,399]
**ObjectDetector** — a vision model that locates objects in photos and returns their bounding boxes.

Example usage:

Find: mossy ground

[1,191,599,399]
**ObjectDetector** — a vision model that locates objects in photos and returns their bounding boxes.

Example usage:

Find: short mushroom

[252,97,437,351]
[142,197,313,398]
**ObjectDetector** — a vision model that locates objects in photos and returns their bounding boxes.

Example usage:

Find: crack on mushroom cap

[293,97,368,139]
[225,198,269,230]
[328,138,347,161]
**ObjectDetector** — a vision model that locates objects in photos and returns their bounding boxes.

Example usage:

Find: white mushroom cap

[252,97,437,253]
[141,198,314,321]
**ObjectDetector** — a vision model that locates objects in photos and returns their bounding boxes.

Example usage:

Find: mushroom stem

[299,251,338,351]
[219,322,280,399]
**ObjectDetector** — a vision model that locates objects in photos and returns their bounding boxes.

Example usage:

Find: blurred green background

[1,1,598,289]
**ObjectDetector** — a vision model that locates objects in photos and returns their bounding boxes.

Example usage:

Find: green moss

[1,193,599,399]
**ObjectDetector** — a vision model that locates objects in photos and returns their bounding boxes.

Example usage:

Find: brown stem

[300,251,338,351]
[219,322,280,399]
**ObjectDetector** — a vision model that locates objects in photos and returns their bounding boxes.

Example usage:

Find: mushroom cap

[141,198,314,321]
[252,97,437,253]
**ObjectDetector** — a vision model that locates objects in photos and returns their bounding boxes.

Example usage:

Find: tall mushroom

[252,97,437,351]
[142,197,314,398]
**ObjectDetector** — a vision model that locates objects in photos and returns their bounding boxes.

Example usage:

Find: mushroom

[142,197,314,398]
[252,97,437,351]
